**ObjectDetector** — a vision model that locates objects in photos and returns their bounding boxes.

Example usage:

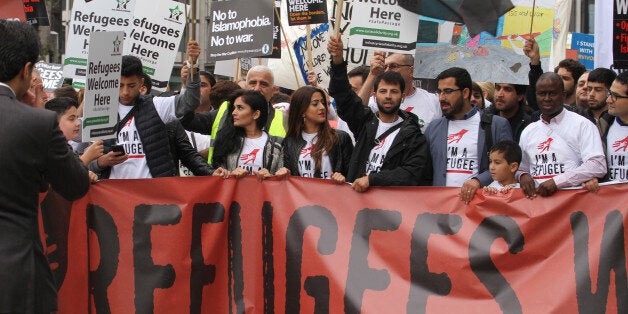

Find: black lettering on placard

[345,209,401,314]
[407,213,462,313]
[87,204,120,314]
[469,215,524,314]
[285,205,338,313]
[305,276,330,314]
[190,203,225,314]
[262,201,275,314]
[133,204,181,313]
[571,210,628,313]
[228,202,246,314]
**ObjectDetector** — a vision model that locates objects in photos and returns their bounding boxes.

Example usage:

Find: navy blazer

[424,108,513,186]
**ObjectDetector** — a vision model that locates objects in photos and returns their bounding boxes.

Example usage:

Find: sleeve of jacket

[179,110,217,135]
[476,116,514,186]
[281,138,299,175]
[43,117,90,200]
[368,132,432,186]
[337,130,354,176]
[328,61,373,136]
[526,62,543,111]
[174,71,201,119]
[169,121,215,176]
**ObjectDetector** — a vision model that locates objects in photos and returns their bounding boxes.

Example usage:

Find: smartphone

[110,144,125,156]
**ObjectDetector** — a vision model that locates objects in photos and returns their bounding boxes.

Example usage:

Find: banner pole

[235,58,240,82]
[334,0,344,35]
[529,0,536,35]
[274,3,302,88]
[184,0,197,76]
[306,25,313,73]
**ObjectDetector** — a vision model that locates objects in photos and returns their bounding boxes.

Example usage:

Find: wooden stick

[306,25,313,73]
[274,3,302,88]
[529,0,536,35]
[235,58,240,82]
[334,0,344,35]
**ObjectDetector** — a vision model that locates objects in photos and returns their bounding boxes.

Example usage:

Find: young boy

[484,140,521,194]
[45,97,102,182]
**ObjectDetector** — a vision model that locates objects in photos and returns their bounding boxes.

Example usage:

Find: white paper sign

[82,31,124,142]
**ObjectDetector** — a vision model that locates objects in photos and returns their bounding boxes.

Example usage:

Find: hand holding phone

[110,144,125,156]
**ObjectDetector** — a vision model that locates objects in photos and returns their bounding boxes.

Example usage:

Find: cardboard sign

[287,0,328,26]
[63,0,135,89]
[41,177,628,313]
[207,0,274,61]
[24,0,49,26]
[614,1,628,70]
[0,0,26,21]
[348,0,419,53]
[82,31,124,141]
[570,32,595,71]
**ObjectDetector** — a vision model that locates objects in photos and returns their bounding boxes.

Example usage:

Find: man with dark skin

[518,73,606,197]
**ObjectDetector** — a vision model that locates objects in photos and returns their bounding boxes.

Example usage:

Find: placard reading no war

[207,0,274,61]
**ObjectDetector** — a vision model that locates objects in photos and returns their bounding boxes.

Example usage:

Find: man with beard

[584,68,616,138]
[489,83,532,142]
[518,73,606,197]
[327,34,432,192]
[424,67,513,203]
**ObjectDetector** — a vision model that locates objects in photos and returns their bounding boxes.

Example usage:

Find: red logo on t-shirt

[537,138,553,153]
[404,107,414,112]
[447,129,468,144]
[374,137,387,150]
[123,116,134,128]
[613,136,628,152]
[301,146,313,158]
[240,149,259,164]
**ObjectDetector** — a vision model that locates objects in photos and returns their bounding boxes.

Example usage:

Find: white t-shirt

[445,112,480,187]
[109,97,177,179]
[606,119,628,182]
[488,181,520,189]
[366,118,403,175]
[179,131,211,177]
[237,133,268,174]
[519,109,605,186]
[368,87,441,132]
[298,132,333,178]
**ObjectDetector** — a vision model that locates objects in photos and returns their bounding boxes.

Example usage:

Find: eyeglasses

[608,90,628,102]
[384,63,412,70]
[436,88,462,96]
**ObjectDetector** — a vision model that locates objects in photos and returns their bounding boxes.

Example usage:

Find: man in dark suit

[0,20,90,313]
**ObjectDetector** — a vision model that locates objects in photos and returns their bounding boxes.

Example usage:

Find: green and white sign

[124,0,187,91]
[82,31,124,141]
[63,0,135,90]
[348,0,419,53]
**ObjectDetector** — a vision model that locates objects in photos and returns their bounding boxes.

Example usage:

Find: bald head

[537,72,564,91]
[246,65,275,102]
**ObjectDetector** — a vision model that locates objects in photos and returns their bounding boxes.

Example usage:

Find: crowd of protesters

[3,16,628,313]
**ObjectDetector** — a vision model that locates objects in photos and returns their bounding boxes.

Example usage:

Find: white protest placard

[207,0,274,61]
[82,31,124,142]
[35,62,63,92]
[348,0,419,53]
[125,0,187,91]
[63,0,135,90]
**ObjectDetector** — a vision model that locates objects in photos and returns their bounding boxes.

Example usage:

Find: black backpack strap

[112,105,138,136]
[480,112,493,155]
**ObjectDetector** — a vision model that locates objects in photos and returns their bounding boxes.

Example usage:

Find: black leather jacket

[167,120,214,176]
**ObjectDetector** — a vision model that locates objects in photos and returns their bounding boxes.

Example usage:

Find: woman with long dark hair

[275,86,353,183]
[212,90,283,180]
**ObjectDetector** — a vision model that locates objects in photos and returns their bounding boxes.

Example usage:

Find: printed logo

[613,136,628,152]
[112,36,122,54]
[447,129,468,144]
[123,116,134,128]
[116,0,130,10]
[374,137,386,150]
[240,149,259,164]
[404,107,414,112]
[169,5,184,20]
[537,138,553,153]
[300,146,312,158]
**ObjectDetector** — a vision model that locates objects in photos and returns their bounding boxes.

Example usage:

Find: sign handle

[529,0,536,35]
[306,25,313,73]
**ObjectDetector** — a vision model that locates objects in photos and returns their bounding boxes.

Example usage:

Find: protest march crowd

[1,10,627,312]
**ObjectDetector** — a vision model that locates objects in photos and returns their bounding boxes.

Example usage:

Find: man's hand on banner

[519,173,536,198]
[352,175,370,192]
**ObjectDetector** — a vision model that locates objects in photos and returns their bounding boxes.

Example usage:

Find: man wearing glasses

[357,51,441,132]
[518,73,606,197]
[584,68,617,138]
[603,71,628,183]
[424,67,513,203]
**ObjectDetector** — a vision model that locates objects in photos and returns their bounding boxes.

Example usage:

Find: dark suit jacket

[0,85,89,313]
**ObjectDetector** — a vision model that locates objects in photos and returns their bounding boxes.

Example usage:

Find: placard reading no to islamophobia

[207,0,274,61]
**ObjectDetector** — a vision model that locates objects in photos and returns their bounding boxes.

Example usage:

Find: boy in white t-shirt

[484,141,521,194]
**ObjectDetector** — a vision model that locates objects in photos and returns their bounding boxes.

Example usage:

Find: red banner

[41,177,628,313]
[0,0,26,21]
